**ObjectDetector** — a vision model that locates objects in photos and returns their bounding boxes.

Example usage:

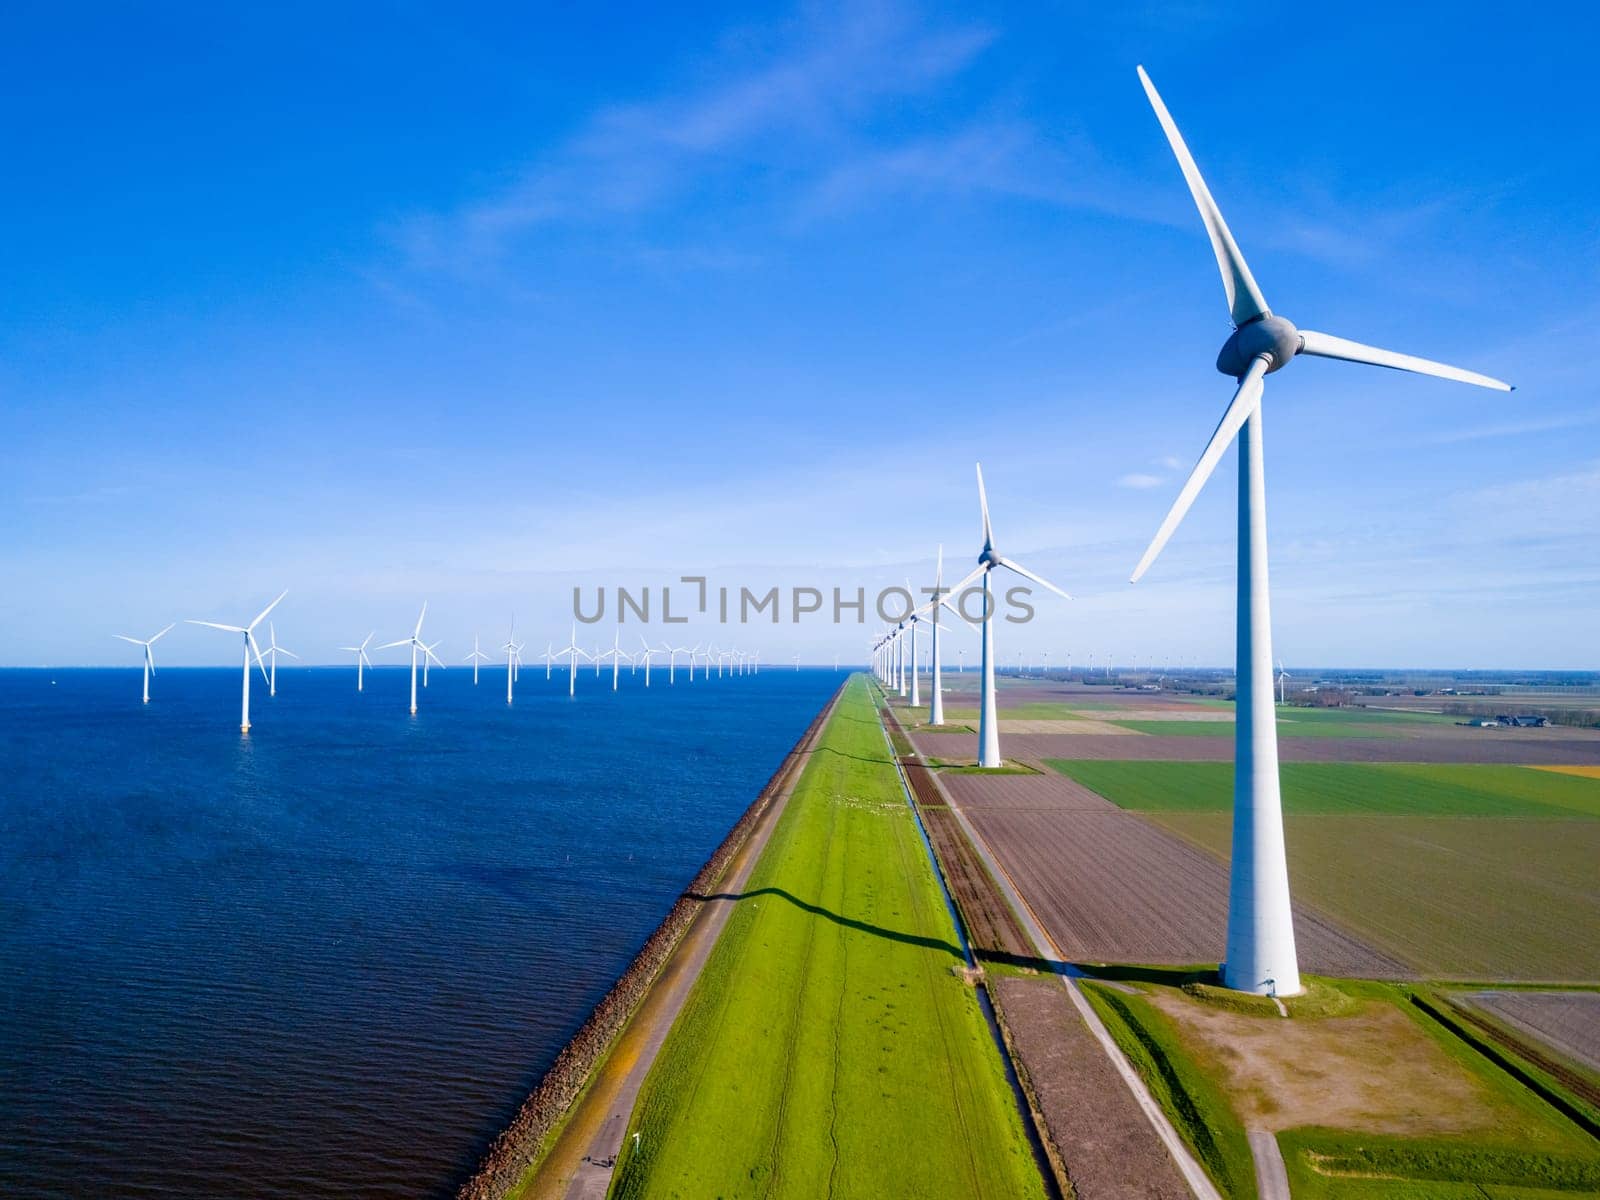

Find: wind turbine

[918,546,972,726]
[465,634,492,685]
[1128,66,1512,997]
[638,637,663,687]
[947,465,1070,768]
[420,640,443,688]
[502,622,523,704]
[260,623,299,697]
[338,632,376,692]
[1278,660,1291,706]
[551,623,589,697]
[113,623,174,704]
[599,627,631,691]
[187,590,286,732]
[792,653,801,672]
[377,603,442,714]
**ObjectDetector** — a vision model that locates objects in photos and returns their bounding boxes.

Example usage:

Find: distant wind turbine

[1277,660,1291,706]
[377,603,442,714]
[113,622,174,704]
[187,590,286,732]
[1128,66,1511,997]
[338,632,376,692]
[946,465,1070,768]
[502,621,523,704]
[465,634,492,685]
[260,622,298,697]
[551,623,589,697]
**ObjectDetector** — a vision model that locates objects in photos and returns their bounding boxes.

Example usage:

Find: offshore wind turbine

[338,632,375,692]
[947,465,1070,769]
[420,640,443,688]
[377,603,442,715]
[502,622,524,704]
[551,623,589,697]
[465,634,492,685]
[260,623,298,697]
[638,637,662,687]
[599,628,630,691]
[1129,66,1512,997]
[187,590,286,732]
[113,623,174,704]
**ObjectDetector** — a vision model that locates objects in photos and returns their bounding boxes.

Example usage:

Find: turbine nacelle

[1217,314,1299,378]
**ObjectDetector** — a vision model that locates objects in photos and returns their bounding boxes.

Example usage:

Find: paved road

[1248,1129,1291,1200]
[549,690,840,1200]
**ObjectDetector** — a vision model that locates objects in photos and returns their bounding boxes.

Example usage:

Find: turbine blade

[975,463,993,549]
[248,631,270,684]
[147,645,157,673]
[150,623,175,642]
[376,638,410,649]
[995,555,1072,601]
[279,647,300,660]
[1297,329,1512,392]
[414,602,427,638]
[1131,355,1271,583]
[362,632,374,649]
[188,620,247,633]
[1136,65,1269,328]
[113,634,144,645]
[249,590,288,631]
[425,646,444,668]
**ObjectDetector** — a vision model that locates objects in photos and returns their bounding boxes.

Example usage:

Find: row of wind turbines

[117,595,785,731]
[882,66,1511,998]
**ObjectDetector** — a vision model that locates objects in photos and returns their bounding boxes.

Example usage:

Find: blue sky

[3,1,1597,668]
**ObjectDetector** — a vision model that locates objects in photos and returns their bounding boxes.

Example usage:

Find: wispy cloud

[1116,472,1163,489]
[392,3,997,274]
[1421,409,1600,445]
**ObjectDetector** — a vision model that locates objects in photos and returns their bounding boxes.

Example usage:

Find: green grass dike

[609,675,1048,1199]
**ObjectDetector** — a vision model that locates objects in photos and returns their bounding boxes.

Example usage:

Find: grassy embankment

[609,675,1047,1199]
[1081,971,1600,1199]
[1047,760,1600,979]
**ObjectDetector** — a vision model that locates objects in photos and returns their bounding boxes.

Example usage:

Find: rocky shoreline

[455,684,842,1200]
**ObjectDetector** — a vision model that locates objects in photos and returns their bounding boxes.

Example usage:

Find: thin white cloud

[392,3,997,273]
[1117,472,1163,489]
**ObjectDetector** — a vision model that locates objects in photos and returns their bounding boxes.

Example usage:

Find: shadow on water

[687,885,963,959]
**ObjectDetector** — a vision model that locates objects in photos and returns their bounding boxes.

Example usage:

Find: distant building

[1497,714,1550,728]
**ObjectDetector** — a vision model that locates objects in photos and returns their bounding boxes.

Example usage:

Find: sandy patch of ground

[1149,992,1515,1135]
[1534,764,1600,780]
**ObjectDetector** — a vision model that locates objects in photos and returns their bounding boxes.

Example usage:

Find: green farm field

[1112,707,1463,739]
[610,677,1047,1199]
[1047,760,1600,817]
[1049,761,1600,979]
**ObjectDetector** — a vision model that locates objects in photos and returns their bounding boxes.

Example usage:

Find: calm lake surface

[0,664,839,1198]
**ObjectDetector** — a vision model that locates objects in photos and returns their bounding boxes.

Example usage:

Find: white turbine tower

[947,465,1070,769]
[377,603,442,715]
[338,632,376,692]
[113,623,174,704]
[1129,66,1512,996]
[599,628,632,691]
[1278,660,1291,706]
[465,634,492,685]
[638,637,663,687]
[503,623,523,703]
[420,640,443,689]
[187,590,286,732]
[551,623,590,697]
[260,623,298,698]
[918,546,971,727]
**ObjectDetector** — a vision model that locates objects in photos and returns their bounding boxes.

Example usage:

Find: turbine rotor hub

[1216,314,1301,379]
[978,547,998,568]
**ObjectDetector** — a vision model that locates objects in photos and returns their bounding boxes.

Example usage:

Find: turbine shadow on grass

[687,886,963,959]
[811,745,896,767]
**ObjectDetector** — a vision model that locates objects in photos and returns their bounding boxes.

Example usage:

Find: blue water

[0,664,838,1199]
